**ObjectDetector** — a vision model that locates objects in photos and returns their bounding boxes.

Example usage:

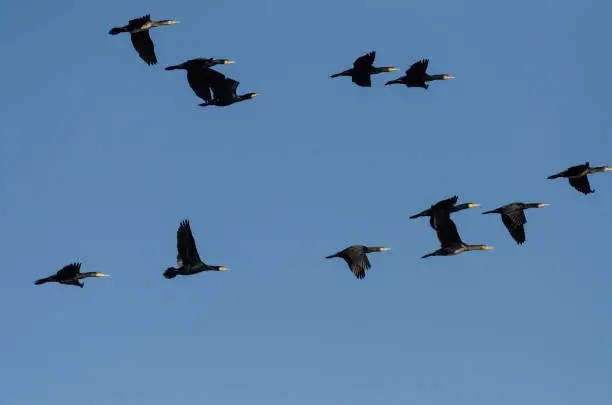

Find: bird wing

[432,195,459,210]
[352,72,371,87]
[569,176,592,194]
[128,15,151,28]
[341,248,371,279]
[501,214,526,244]
[186,69,213,101]
[130,32,157,65]
[177,220,202,266]
[211,78,239,100]
[56,263,81,279]
[434,215,463,246]
[405,59,429,77]
[353,51,375,69]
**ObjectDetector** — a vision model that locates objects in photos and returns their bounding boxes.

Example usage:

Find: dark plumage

[197,69,258,107]
[109,14,179,65]
[164,220,229,279]
[325,245,390,279]
[330,51,398,87]
[385,58,454,89]
[34,263,109,288]
[422,211,493,258]
[410,195,480,230]
[547,161,611,194]
[165,58,236,102]
[482,203,549,244]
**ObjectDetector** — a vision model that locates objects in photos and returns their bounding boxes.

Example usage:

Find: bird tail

[165,64,181,71]
[330,72,343,78]
[108,27,126,35]
[481,209,495,214]
[421,252,436,259]
[34,277,51,285]
[547,173,561,179]
[325,254,338,259]
[385,79,400,86]
[163,268,178,279]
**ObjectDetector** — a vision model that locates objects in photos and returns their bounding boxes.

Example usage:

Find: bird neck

[465,244,489,251]
[427,74,447,81]
[589,166,611,174]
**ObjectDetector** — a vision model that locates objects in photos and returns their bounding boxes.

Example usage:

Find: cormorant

[385,58,454,89]
[165,58,236,102]
[330,51,398,87]
[164,220,229,279]
[547,162,611,194]
[421,213,493,258]
[482,203,549,244]
[34,263,109,288]
[109,14,179,65]
[198,69,258,107]
[325,245,390,279]
[410,195,480,230]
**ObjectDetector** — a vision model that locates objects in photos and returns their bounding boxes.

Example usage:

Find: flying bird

[330,51,398,87]
[34,263,109,288]
[482,202,549,244]
[325,245,390,279]
[164,220,229,279]
[547,161,611,194]
[385,58,454,89]
[410,195,480,230]
[109,14,179,65]
[421,212,493,258]
[165,58,236,102]
[198,69,258,107]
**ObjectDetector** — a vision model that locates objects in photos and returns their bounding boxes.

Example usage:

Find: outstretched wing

[352,72,371,87]
[353,51,375,69]
[434,215,463,247]
[186,69,213,101]
[56,263,81,279]
[501,214,526,244]
[177,220,202,266]
[569,176,593,194]
[130,32,157,65]
[429,196,459,230]
[341,247,371,279]
[405,59,429,77]
[128,15,151,28]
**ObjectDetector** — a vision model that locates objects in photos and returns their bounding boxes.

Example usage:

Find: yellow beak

[380,247,391,251]
[96,273,110,277]
[537,203,550,208]
[443,75,455,80]
[468,203,480,208]
[483,246,494,250]
[219,267,229,271]
[225,60,236,64]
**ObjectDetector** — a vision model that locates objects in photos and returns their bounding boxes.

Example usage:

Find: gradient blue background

[1,1,611,404]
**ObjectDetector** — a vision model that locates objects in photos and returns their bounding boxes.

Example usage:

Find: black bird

[422,212,493,258]
[385,58,454,89]
[198,69,258,107]
[34,263,109,288]
[547,161,611,194]
[482,203,549,244]
[330,51,398,87]
[325,245,390,279]
[109,14,179,65]
[164,220,229,279]
[410,195,480,230]
[165,58,236,102]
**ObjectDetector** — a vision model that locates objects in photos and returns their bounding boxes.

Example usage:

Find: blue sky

[1,0,611,404]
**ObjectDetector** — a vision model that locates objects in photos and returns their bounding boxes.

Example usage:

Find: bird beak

[537,203,550,207]
[604,167,612,171]
[251,93,259,98]
[389,67,399,72]
[468,203,480,208]
[219,267,229,271]
[225,60,236,64]
[170,20,180,24]
[380,247,391,251]
[96,273,110,277]
[483,246,494,250]
[443,75,455,80]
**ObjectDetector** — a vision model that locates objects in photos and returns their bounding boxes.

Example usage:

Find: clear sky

[1,0,611,404]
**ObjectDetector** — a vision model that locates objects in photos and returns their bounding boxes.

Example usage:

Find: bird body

[164,220,229,279]
[410,195,480,230]
[330,51,398,87]
[109,14,179,65]
[34,263,109,288]
[547,162,611,194]
[385,59,454,89]
[422,210,493,258]
[326,245,390,279]
[482,202,548,244]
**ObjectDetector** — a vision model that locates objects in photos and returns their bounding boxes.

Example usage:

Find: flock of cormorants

[33,14,611,286]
